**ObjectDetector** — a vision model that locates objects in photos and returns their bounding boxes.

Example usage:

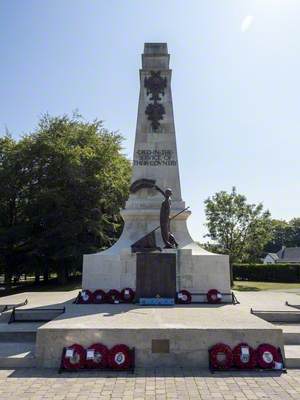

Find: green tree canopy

[264,218,300,253]
[204,187,272,264]
[0,113,131,283]
[0,134,34,281]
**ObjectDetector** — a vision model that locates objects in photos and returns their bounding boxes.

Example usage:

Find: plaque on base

[136,253,176,302]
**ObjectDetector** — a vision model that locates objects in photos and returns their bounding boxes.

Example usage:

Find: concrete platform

[2,289,300,369]
[35,302,284,368]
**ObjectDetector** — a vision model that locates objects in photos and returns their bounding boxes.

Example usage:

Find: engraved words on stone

[133,149,177,166]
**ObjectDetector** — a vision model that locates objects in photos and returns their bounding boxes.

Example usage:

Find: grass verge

[233,281,300,291]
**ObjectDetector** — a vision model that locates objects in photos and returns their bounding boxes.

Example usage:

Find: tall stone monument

[36,43,284,371]
[83,43,231,299]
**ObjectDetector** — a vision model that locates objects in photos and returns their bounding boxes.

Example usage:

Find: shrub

[233,263,300,283]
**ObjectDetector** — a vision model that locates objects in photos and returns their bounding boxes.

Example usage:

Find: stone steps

[0,306,64,369]
[0,342,36,368]
[0,322,39,368]
[252,310,300,323]
[0,331,36,342]
[273,323,300,368]
[284,345,300,368]
[276,324,300,345]
[9,307,65,323]
[252,309,300,369]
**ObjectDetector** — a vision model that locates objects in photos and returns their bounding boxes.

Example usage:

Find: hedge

[233,263,300,283]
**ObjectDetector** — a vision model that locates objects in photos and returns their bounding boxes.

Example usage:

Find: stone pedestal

[83,247,230,299]
[82,43,231,297]
[36,303,285,368]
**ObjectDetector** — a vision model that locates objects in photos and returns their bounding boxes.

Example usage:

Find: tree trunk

[35,272,40,284]
[4,269,12,285]
[57,261,68,285]
[43,265,49,283]
[4,256,12,285]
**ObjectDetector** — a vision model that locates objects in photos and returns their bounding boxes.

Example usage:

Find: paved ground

[1,290,300,398]
[0,368,300,400]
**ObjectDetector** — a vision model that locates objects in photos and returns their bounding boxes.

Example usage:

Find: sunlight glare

[241,15,254,33]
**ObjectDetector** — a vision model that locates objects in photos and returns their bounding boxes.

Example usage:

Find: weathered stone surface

[36,303,284,368]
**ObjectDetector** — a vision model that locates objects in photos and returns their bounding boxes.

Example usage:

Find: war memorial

[82,42,232,301]
[0,43,294,372]
[31,43,285,371]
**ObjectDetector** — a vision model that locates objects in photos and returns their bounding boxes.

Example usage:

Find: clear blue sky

[1,0,299,241]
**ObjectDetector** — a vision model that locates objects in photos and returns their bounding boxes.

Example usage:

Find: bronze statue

[155,186,178,249]
[129,179,180,251]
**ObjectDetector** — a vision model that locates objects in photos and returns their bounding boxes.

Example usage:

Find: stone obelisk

[131,43,183,204]
[82,43,231,297]
[121,42,192,249]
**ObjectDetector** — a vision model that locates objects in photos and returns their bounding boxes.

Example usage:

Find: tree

[204,187,272,268]
[264,218,300,253]
[0,134,33,283]
[0,113,131,283]
[289,218,300,247]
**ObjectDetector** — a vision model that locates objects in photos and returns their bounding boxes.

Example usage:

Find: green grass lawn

[43,280,300,293]
[0,276,82,297]
[32,278,82,292]
[3,276,300,296]
[233,281,300,291]
[35,280,300,293]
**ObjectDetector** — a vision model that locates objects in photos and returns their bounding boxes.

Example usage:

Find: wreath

[210,343,233,370]
[120,288,135,303]
[176,290,192,304]
[256,344,281,369]
[93,289,106,304]
[105,289,121,304]
[78,290,94,304]
[207,289,222,304]
[233,343,257,369]
[108,344,132,370]
[85,343,109,369]
[63,343,85,370]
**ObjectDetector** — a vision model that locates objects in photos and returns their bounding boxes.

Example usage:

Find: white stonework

[82,43,231,296]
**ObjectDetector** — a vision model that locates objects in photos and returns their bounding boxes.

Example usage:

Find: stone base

[82,247,231,297]
[36,303,284,368]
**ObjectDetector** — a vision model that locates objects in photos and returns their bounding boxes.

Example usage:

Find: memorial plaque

[152,339,170,354]
[136,253,176,300]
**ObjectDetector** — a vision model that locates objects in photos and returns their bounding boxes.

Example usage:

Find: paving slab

[0,367,298,400]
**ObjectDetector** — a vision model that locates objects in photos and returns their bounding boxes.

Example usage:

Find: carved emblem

[144,71,167,101]
[144,71,167,131]
[145,103,165,131]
